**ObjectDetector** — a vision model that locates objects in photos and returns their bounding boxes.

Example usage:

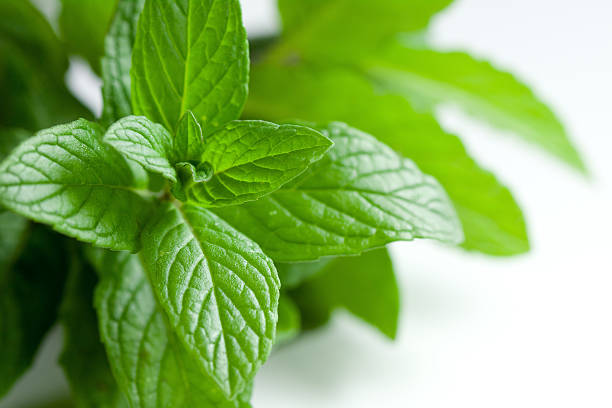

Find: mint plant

[0,0,584,406]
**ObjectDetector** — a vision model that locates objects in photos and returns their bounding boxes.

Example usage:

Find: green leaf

[0,119,154,251]
[93,250,253,408]
[0,128,30,161]
[276,258,333,290]
[367,45,586,172]
[0,0,68,81]
[290,248,400,339]
[174,110,205,162]
[0,211,28,277]
[59,252,128,408]
[0,2,91,131]
[0,225,69,398]
[131,0,249,133]
[140,203,280,397]
[275,294,301,345]
[0,129,30,276]
[273,0,453,61]
[101,0,146,125]
[104,116,176,182]
[245,64,529,256]
[213,121,462,262]
[59,0,119,73]
[173,121,333,207]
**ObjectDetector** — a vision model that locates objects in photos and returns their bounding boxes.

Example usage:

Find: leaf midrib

[172,202,232,396]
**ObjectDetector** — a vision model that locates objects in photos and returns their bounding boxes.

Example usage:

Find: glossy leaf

[93,250,253,408]
[368,45,585,171]
[214,121,462,262]
[59,253,127,408]
[174,121,332,207]
[141,203,279,397]
[0,226,69,397]
[131,0,249,133]
[104,116,176,182]
[101,0,146,125]
[0,119,154,251]
[245,64,529,256]
[290,248,400,339]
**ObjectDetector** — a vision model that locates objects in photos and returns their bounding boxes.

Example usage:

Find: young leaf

[273,0,453,61]
[290,248,400,339]
[104,116,176,182]
[101,0,146,125]
[0,119,154,251]
[131,0,249,133]
[93,250,253,408]
[213,122,462,262]
[59,0,118,73]
[245,64,529,256]
[174,121,333,207]
[59,253,128,408]
[275,294,301,346]
[174,111,205,162]
[141,203,280,397]
[0,226,69,398]
[367,45,586,171]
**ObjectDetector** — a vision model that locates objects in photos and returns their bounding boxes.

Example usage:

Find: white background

[3,0,612,407]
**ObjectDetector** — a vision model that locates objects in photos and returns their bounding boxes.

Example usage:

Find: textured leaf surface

[131,0,249,133]
[273,0,453,61]
[290,248,400,339]
[214,122,462,262]
[101,0,146,125]
[246,64,528,256]
[59,253,128,408]
[0,119,153,251]
[0,226,69,398]
[175,121,332,207]
[93,250,252,408]
[104,116,176,182]
[141,203,279,397]
[59,0,118,73]
[368,45,585,171]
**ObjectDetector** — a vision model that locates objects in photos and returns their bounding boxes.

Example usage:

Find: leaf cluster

[0,0,584,406]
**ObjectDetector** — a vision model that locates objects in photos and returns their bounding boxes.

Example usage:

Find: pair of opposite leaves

[0,115,463,400]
